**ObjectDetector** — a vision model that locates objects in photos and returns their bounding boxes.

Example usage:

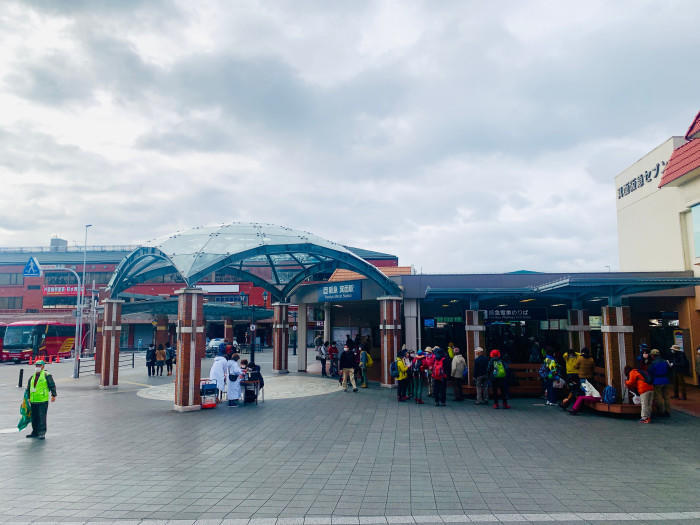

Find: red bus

[0,323,5,358]
[1,321,76,363]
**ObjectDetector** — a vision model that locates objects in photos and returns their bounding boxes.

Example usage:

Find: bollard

[18,368,23,388]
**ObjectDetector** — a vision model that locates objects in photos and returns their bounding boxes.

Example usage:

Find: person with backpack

[393,349,409,401]
[423,347,435,397]
[328,342,339,378]
[669,344,689,400]
[431,347,448,406]
[648,348,671,417]
[540,353,559,406]
[624,365,654,423]
[450,348,466,401]
[411,350,426,404]
[488,349,510,409]
[359,345,372,388]
[473,347,490,405]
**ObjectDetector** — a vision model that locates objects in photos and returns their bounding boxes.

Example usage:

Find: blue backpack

[390,360,399,379]
[602,385,617,404]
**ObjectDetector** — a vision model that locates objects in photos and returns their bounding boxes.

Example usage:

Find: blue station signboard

[318,280,362,302]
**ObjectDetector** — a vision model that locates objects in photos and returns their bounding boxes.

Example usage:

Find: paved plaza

[1,351,699,525]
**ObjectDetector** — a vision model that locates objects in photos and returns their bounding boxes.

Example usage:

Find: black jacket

[474,355,489,377]
[339,350,355,369]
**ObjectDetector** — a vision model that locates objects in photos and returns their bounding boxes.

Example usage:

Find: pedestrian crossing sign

[23,257,42,277]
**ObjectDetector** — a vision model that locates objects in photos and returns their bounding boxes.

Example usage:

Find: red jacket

[625,369,653,394]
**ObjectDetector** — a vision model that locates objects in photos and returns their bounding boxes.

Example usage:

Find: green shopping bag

[18,389,31,431]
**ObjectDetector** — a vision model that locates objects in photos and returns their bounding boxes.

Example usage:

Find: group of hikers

[391,344,511,408]
[145,343,176,376]
[316,333,693,422]
[208,341,264,407]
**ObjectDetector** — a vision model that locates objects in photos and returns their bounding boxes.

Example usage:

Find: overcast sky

[1,1,698,273]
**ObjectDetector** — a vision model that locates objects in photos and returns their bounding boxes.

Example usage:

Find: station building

[0,235,398,349]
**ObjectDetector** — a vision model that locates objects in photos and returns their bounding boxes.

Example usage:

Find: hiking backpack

[432,358,446,380]
[390,360,399,378]
[602,385,617,404]
[492,360,506,379]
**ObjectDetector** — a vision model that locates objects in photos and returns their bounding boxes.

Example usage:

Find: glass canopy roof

[108,222,401,300]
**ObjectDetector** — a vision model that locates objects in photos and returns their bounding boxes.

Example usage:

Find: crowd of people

[314,333,693,423]
[314,334,372,392]
[208,341,264,407]
[531,342,690,423]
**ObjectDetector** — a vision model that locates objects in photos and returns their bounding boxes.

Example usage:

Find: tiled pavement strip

[1,352,699,525]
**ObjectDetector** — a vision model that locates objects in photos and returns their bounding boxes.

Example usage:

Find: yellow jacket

[396,358,408,380]
[563,352,579,375]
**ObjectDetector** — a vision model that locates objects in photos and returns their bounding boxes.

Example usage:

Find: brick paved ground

[0,351,699,525]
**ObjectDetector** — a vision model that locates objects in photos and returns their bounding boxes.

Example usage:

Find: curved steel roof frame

[107,224,401,299]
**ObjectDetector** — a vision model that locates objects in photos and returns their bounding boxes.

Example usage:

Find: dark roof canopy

[108,222,402,300]
[401,271,700,306]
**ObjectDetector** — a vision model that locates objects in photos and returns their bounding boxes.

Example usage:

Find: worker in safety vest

[25,360,57,440]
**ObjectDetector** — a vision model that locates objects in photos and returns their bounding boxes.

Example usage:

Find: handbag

[315,355,322,361]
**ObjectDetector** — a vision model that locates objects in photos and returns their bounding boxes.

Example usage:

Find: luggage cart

[241,380,263,405]
[200,379,218,409]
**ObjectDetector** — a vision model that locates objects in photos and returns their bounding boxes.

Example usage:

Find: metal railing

[76,350,136,377]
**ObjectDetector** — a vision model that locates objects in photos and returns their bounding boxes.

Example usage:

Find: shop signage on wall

[617,160,667,199]
[318,280,362,302]
[435,316,463,323]
[42,285,85,296]
[484,308,547,321]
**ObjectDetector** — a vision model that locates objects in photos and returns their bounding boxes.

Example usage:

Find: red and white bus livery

[1,321,76,363]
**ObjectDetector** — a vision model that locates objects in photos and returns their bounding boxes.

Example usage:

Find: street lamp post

[77,224,92,359]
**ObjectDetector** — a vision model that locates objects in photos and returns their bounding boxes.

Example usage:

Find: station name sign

[484,308,546,321]
[617,160,667,200]
[318,280,362,302]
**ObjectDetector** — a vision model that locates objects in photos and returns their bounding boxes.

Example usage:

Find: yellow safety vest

[29,371,50,403]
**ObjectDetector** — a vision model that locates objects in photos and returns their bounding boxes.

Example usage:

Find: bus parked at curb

[1,321,76,363]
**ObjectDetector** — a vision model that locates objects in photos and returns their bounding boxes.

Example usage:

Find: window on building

[693,204,700,258]
[215,269,239,282]
[44,273,77,285]
[84,272,112,284]
[42,296,75,308]
[0,297,23,309]
[0,273,23,285]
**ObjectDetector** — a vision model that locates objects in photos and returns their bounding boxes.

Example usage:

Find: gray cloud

[1,0,698,272]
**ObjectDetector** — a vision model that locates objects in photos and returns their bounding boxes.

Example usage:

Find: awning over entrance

[402,271,700,307]
[120,296,273,321]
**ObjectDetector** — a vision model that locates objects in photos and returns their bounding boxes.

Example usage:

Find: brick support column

[464,310,485,387]
[154,315,170,348]
[94,314,104,374]
[601,306,634,401]
[273,302,290,373]
[224,317,234,342]
[567,309,591,351]
[379,297,402,387]
[297,304,308,372]
[174,288,205,412]
[99,300,123,389]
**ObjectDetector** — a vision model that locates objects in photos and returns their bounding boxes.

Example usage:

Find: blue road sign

[23,257,42,277]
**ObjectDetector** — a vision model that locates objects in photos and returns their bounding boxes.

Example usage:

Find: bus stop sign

[23,257,42,277]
